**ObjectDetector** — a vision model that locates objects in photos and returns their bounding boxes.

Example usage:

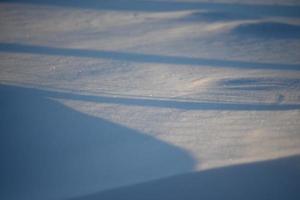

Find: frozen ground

[0,0,300,199]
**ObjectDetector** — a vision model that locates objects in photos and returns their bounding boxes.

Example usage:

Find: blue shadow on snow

[0,84,195,200]
[0,43,299,71]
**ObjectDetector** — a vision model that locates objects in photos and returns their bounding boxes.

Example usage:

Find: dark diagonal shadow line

[1,43,299,71]
[3,84,300,111]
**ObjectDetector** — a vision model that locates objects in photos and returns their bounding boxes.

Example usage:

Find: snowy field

[0,0,300,199]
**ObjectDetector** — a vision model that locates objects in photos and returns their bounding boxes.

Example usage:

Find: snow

[0,0,300,199]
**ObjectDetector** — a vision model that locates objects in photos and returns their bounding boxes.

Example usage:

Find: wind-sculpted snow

[0,0,300,199]
[1,43,299,70]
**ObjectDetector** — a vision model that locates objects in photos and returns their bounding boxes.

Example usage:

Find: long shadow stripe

[1,43,299,71]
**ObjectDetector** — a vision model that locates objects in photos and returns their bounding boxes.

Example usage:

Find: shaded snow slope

[0,0,300,199]
[70,155,300,200]
[0,84,195,200]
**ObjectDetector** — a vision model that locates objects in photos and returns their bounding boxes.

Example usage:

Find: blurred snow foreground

[0,0,300,199]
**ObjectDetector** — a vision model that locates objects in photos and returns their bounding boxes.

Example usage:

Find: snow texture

[0,0,300,199]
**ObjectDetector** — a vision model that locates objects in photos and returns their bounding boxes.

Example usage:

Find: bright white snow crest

[0,0,300,200]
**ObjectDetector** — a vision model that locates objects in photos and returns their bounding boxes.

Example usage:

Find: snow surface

[0,0,300,199]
